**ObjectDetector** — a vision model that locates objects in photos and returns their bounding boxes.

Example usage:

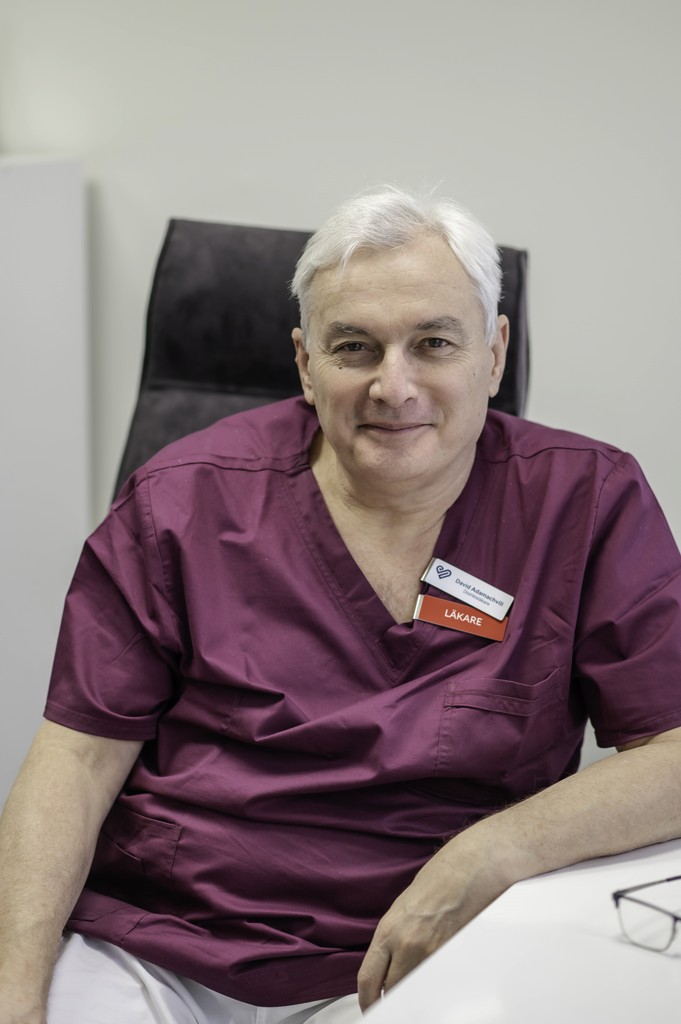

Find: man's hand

[0,991,47,1024]
[0,954,53,1024]
[357,831,510,1011]
[358,727,681,1011]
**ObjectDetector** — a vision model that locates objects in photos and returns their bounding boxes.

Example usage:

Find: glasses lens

[618,898,675,951]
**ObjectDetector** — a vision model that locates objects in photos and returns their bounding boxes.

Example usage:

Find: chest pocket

[437,665,569,791]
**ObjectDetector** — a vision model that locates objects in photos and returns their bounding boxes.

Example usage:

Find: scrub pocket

[437,665,569,790]
[87,804,182,902]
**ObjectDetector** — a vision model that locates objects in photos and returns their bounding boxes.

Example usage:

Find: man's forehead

[307,235,475,318]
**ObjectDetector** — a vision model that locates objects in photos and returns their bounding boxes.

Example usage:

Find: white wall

[0,0,679,771]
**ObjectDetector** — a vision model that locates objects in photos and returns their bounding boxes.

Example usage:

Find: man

[1,186,681,1024]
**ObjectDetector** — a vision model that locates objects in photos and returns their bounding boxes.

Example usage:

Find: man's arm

[0,720,142,1024]
[358,725,681,1010]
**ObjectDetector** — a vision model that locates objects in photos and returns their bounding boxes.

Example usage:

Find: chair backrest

[114,218,529,494]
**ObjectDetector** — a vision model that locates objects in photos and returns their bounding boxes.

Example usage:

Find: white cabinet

[0,157,89,803]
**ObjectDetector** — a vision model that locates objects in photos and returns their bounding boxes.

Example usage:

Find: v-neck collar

[284,446,488,679]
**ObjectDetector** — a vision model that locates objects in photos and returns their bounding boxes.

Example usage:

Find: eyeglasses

[612,875,681,952]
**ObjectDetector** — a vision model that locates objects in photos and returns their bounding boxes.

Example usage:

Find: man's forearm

[0,722,142,1017]
[358,727,681,1009]
[0,751,99,1000]
[486,727,681,885]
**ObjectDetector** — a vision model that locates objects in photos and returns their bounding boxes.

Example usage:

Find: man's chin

[352,444,437,484]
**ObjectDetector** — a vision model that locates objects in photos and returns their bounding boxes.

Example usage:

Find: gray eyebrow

[414,316,466,336]
[323,316,466,342]
[324,321,371,339]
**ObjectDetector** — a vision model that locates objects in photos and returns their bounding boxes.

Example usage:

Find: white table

[363,839,681,1023]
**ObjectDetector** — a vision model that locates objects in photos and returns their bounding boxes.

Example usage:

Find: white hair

[291,185,502,344]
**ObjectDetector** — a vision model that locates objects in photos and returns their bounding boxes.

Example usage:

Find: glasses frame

[612,874,681,952]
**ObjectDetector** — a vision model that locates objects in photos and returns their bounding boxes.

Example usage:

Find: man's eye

[422,337,450,349]
[337,342,366,353]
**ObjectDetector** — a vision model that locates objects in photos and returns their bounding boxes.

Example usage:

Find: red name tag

[413,594,508,641]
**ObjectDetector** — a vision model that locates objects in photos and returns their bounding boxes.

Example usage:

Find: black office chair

[114,219,529,494]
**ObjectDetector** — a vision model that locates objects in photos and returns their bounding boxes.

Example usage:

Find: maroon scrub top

[45,398,681,1004]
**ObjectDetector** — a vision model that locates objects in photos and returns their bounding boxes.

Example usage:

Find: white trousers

[47,934,362,1024]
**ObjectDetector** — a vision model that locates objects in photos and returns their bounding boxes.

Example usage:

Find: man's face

[293,233,508,493]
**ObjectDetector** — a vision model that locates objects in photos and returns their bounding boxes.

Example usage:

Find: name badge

[421,558,513,622]
[414,594,508,641]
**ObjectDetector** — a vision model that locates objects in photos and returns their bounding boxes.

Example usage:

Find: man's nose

[368,350,418,407]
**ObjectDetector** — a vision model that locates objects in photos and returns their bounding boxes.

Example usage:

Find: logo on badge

[435,565,452,580]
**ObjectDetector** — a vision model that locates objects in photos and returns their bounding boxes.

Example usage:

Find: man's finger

[357,944,390,1012]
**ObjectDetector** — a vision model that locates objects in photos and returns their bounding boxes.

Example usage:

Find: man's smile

[359,421,431,433]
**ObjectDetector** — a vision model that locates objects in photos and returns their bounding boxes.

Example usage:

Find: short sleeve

[574,453,681,747]
[45,473,180,740]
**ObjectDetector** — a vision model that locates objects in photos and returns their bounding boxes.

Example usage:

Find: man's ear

[488,315,509,398]
[292,327,315,405]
